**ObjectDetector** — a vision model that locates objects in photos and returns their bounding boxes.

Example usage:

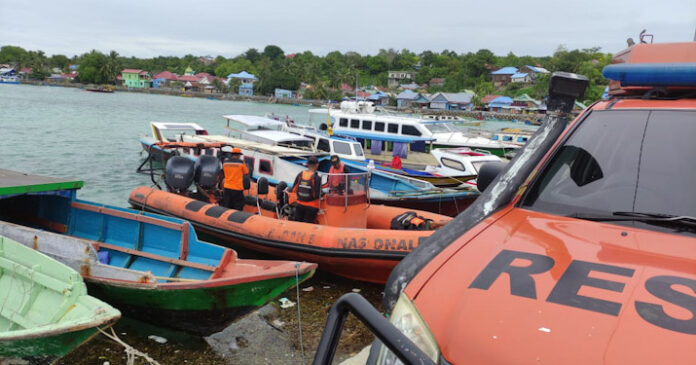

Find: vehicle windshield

[522,110,696,235]
[424,123,453,133]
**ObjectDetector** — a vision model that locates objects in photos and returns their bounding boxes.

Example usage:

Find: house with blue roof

[227,71,257,96]
[396,89,419,109]
[488,96,513,112]
[367,91,390,106]
[511,72,531,83]
[429,92,474,110]
[518,65,550,83]
[491,67,518,87]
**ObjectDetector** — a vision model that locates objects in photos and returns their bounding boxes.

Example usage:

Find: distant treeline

[0,44,612,103]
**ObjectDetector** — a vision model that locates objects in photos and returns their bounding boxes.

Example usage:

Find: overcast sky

[2,0,694,58]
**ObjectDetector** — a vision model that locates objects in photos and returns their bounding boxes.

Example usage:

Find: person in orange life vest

[291,155,322,223]
[324,155,350,194]
[220,146,249,210]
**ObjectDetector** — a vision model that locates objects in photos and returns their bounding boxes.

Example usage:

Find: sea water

[0,84,314,206]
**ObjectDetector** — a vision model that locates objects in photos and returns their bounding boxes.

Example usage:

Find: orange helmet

[231,147,242,154]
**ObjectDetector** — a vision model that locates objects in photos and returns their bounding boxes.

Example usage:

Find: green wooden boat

[0,169,317,336]
[0,235,120,362]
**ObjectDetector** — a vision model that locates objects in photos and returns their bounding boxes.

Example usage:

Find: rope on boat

[295,263,306,365]
[98,327,161,365]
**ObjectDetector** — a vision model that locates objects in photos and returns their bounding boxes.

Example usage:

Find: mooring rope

[295,263,306,365]
[98,327,161,365]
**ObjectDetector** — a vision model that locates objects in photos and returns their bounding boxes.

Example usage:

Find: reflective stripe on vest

[296,170,318,205]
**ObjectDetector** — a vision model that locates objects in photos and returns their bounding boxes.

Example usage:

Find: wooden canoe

[0,235,120,361]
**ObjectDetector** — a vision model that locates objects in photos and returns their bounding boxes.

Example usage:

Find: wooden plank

[72,202,183,231]
[179,222,189,261]
[92,242,216,272]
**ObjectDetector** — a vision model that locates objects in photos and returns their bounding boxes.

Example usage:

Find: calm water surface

[1,84,314,206]
[1,84,528,207]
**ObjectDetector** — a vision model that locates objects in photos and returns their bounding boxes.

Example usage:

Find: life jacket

[390,156,402,170]
[328,162,346,188]
[222,159,248,191]
[296,170,319,206]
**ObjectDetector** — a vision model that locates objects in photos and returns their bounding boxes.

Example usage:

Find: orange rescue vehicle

[313,39,696,365]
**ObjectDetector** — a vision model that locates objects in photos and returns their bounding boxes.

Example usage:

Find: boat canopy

[0,169,83,198]
[222,115,286,129]
[248,130,314,144]
[151,122,206,131]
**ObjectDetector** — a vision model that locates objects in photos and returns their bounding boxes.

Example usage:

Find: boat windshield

[522,110,696,236]
[324,172,368,198]
[424,123,454,133]
[353,143,364,157]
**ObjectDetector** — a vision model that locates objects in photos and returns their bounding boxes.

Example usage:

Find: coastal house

[396,89,419,109]
[490,67,517,87]
[340,83,354,96]
[429,78,445,87]
[121,69,151,88]
[367,91,390,106]
[152,71,178,88]
[388,70,416,88]
[227,71,257,96]
[481,94,504,105]
[487,96,513,112]
[429,92,474,110]
[511,93,542,112]
[274,88,295,99]
[511,72,531,84]
[518,65,550,81]
[18,67,32,80]
[413,93,431,108]
[198,75,221,93]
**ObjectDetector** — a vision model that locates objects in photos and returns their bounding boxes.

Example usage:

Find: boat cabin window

[350,119,360,129]
[374,122,385,132]
[339,118,348,127]
[424,124,453,134]
[387,123,399,134]
[441,157,466,172]
[491,135,500,141]
[518,137,528,143]
[362,120,372,130]
[503,136,513,142]
[353,143,364,156]
[259,159,273,175]
[401,125,422,136]
[333,141,352,155]
[317,138,331,152]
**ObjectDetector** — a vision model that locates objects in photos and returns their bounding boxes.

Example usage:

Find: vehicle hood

[412,208,696,364]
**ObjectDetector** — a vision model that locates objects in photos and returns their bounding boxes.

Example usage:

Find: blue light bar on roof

[602,63,696,86]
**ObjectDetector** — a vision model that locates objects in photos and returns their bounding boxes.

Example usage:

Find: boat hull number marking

[469,249,696,335]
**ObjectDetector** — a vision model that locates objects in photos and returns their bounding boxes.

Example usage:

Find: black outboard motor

[165,156,195,194]
[195,155,222,189]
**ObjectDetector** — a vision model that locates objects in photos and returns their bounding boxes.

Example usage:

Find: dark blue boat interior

[0,191,226,282]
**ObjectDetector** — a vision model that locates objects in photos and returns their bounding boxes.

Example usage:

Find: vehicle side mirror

[477,162,506,193]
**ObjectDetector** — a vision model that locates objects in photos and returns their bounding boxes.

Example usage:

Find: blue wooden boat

[0,169,316,335]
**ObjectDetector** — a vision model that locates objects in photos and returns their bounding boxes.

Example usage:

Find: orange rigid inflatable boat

[129,167,451,284]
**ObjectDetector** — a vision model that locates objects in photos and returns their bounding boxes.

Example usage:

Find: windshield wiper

[569,211,696,229]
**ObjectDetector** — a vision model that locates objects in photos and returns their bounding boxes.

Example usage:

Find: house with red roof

[121,69,151,88]
[152,71,179,88]
[481,94,504,105]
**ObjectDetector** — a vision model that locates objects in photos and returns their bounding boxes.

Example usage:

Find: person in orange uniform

[324,155,350,193]
[291,156,322,223]
[221,146,249,210]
